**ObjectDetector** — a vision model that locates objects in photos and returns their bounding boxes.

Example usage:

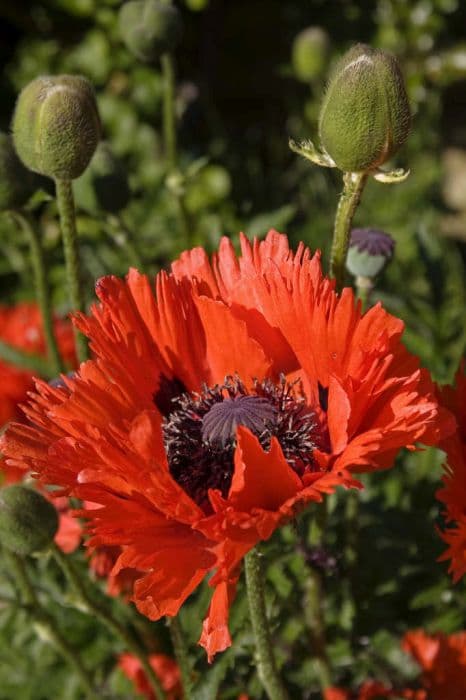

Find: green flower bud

[74,142,130,214]
[292,27,330,83]
[319,44,411,172]
[12,75,100,180]
[0,133,38,211]
[118,1,183,63]
[0,485,58,555]
[346,227,395,278]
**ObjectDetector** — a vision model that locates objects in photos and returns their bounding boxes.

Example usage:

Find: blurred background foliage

[0,0,465,698]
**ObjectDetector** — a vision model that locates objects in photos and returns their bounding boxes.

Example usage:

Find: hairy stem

[161,52,177,173]
[301,506,332,692]
[355,274,374,311]
[330,171,368,290]
[54,178,88,363]
[168,616,193,698]
[161,52,192,247]
[52,544,166,700]
[304,567,332,691]
[107,214,144,270]
[10,211,63,375]
[4,549,98,699]
[244,548,289,700]
[0,338,55,377]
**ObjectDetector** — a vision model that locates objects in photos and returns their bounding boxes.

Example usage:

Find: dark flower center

[201,395,277,448]
[161,376,324,512]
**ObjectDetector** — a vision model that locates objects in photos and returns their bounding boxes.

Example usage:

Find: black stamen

[161,375,325,511]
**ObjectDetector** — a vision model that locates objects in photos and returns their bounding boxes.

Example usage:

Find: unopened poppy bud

[0,485,58,555]
[118,0,183,63]
[74,142,130,214]
[346,227,395,278]
[319,44,411,172]
[0,133,38,211]
[292,27,330,83]
[12,75,100,180]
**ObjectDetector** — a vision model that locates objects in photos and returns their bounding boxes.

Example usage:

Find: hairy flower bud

[292,27,329,83]
[0,485,58,555]
[346,227,395,278]
[12,75,100,180]
[0,133,38,211]
[319,44,411,172]
[74,142,130,214]
[118,0,183,63]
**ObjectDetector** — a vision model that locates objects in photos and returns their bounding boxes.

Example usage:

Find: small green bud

[346,227,395,278]
[0,485,58,555]
[119,1,183,63]
[292,27,330,83]
[319,44,411,172]
[0,133,38,211]
[74,142,130,214]
[12,75,100,180]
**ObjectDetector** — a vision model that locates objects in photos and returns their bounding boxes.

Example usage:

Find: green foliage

[0,133,39,212]
[0,0,464,697]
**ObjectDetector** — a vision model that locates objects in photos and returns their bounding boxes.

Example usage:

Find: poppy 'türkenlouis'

[0,231,453,660]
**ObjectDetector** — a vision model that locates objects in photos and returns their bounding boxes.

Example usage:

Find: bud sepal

[318,43,411,174]
[12,75,100,181]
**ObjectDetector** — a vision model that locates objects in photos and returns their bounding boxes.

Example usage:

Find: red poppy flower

[0,302,75,425]
[119,653,182,700]
[436,363,466,581]
[51,494,82,554]
[88,543,141,597]
[324,682,426,700]
[402,629,466,700]
[0,231,452,661]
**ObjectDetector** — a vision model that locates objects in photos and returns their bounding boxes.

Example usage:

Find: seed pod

[346,227,395,278]
[12,75,100,180]
[319,44,411,172]
[74,142,130,214]
[0,132,39,211]
[292,27,329,83]
[118,0,183,63]
[0,485,58,555]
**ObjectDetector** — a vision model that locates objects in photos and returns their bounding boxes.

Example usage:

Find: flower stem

[304,567,332,691]
[161,52,192,247]
[54,178,89,363]
[10,210,63,375]
[107,214,144,270]
[341,489,359,637]
[0,339,54,377]
[161,52,177,173]
[355,274,374,311]
[4,549,98,699]
[244,548,289,700]
[330,171,368,290]
[302,507,332,692]
[167,616,193,698]
[51,544,166,700]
